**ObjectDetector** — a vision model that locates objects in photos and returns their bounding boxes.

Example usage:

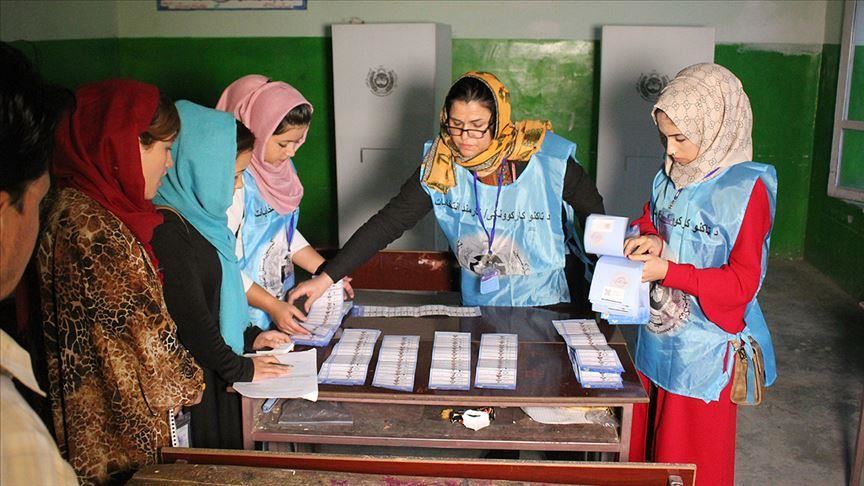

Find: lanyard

[472,163,506,255]
[667,167,721,210]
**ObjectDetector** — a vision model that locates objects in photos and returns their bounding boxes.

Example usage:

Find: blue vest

[421,132,583,306]
[635,162,778,402]
[239,171,299,328]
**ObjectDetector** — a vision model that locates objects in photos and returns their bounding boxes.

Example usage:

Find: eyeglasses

[442,123,492,139]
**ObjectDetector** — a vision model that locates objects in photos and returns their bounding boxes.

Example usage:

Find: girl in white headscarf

[622,63,778,486]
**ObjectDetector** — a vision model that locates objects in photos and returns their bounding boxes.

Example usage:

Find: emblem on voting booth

[636,70,670,102]
[366,66,397,96]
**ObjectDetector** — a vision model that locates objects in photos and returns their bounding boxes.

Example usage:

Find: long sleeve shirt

[632,178,771,334]
[1,330,78,486]
[153,209,257,384]
[322,157,605,281]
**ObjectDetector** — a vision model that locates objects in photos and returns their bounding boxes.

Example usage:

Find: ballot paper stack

[293,280,353,347]
[583,214,650,324]
[371,335,421,392]
[553,319,624,389]
[352,304,482,318]
[317,328,381,386]
[474,333,518,390]
[428,332,472,390]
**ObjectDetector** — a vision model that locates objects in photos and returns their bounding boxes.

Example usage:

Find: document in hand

[293,280,353,347]
[584,214,649,324]
[232,349,319,401]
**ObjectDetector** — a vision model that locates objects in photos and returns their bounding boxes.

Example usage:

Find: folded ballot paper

[584,214,650,324]
[292,280,353,347]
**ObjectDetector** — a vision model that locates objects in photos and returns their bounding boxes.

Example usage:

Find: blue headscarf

[154,100,251,355]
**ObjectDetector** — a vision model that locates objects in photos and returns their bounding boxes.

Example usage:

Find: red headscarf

[52,79,164,266]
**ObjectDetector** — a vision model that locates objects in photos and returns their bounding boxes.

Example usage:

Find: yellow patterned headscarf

[421,72,552,194]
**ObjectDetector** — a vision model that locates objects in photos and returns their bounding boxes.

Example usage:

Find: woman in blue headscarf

[151,100,293,449]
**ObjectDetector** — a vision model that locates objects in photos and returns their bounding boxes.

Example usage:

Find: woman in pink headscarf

[218,75,352,334]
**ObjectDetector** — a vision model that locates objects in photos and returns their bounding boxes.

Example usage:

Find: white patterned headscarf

[652,63,753,189]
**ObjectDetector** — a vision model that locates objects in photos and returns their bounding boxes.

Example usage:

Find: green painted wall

[453,40,598,175]
[805,45,864,300]
[10,37,836,264]
[12,39,120,88]
[117,37,337,246]
[714,45,822,257]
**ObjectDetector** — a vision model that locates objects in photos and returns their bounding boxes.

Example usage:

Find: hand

[623,234,663,257]
[253,329,293,351]
[627,253,669,282]
[251,355,292,382]
[342,276,355,300]
[287,273,334,312]
[268,300,309,335]
[188,388,204,406]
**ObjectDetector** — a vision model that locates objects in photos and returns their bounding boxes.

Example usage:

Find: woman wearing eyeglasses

[290,71,604,308]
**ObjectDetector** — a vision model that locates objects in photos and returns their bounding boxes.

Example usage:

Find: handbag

[730,336,766,406]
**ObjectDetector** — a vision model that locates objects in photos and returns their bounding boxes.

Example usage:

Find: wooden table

[241,290,648,461]
[134,448,695,485]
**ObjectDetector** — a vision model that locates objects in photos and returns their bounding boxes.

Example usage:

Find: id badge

[480,269,500,295]
[174,410,191,448]
[279,255,294,298]
[281,273,293,296]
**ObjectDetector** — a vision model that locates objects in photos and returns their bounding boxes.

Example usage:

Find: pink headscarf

[216,75,312,215]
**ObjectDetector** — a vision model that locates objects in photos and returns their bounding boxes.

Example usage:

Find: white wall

[1,0,840,45]
[1,0,117,41]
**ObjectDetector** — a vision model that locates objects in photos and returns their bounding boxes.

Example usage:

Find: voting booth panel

[596,26,715,220]
[332,23,451,251]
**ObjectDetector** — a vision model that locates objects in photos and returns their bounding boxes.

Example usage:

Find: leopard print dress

[38,188,204,485]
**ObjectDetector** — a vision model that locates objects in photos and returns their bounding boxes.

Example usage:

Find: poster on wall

[596,26,714,219]
[157,0,306,11]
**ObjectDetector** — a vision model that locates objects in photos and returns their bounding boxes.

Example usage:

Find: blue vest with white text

[421,131,583,306]
[635,162,778,402]
[239,170,299,328]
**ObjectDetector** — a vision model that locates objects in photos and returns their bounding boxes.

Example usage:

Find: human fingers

[267,330,292,345]
[623,236,648,256]
[343,279,355,299]
[286,283,310,305]
[627,253,651,262]
[275,319,310,336]
[258,363,292,379]
[286,304,307,322]
[633,240,654,256]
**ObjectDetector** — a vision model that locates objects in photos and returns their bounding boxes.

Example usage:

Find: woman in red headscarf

[38,80,204,485]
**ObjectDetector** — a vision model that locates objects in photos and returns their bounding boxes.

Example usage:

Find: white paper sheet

[232,349,319,401]
[242,341,295,357]
[584,214,629,257]
[521,406,596,425]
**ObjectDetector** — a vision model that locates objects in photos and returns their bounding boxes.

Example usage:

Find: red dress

[628,178,771,486]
